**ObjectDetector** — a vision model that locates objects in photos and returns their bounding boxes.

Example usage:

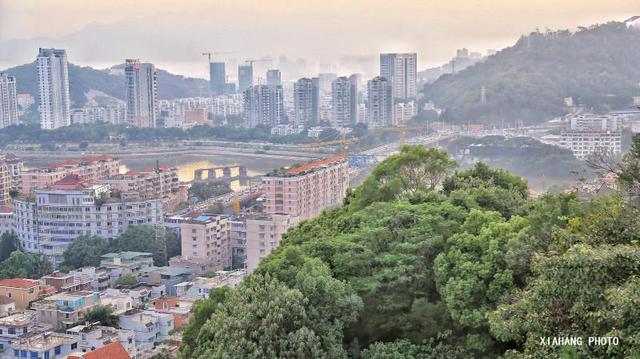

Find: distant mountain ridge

[1,62,209,107]
[422,20,640,125]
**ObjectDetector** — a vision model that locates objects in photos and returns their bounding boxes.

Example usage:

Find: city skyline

[0,0,638,78]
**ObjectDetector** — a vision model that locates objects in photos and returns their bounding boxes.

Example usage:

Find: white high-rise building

[380,53,417,100]
[293,77,319,126]
[125,59,158,128]
[37,48,71,130]
[367,76,393,127]
[331,76,354,127]
[0,73,18,128]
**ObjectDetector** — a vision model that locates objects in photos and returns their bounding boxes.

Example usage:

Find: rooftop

[0,311,37,327]
[50,174,87,190]
[68,341,131,359]
[102,252,153,260]
[0,278,40,289]
[12,332,77,351]
[266,155,346,177]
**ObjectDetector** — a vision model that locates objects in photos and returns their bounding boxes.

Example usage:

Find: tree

[83,305,119,327]
[115,273,138,287]
[114,225,180,266]
[62,235,110,269]
[0,232,19,262]
[188,181,232,202]
[179,287,230,359]
[361,339,466,359]
[352,146,457,208]
[191,274,351,359]
[0,251,52,279]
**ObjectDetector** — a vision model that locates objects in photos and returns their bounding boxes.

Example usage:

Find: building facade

[293,77,320,126]
[19,154,120,195]
[0,73,18,128]
[243,85,284,128]
[174,215,231,274]
[37,48,71,130]
[125,59,158,128]
[331,76,354,127]
[380,53,417,100]
[209,62,226,95]
[13,176,164,266]
[560,114,623,160]
[367,76,394,127]
[262,155,349,220]
[238,65,253,93]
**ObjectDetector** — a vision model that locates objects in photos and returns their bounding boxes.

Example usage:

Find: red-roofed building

[68,341,131,359]
[0,278,57,309]
[20,154,120,194]
[263,155,348,219]
[49,174,87,190]
[246,155,349,272]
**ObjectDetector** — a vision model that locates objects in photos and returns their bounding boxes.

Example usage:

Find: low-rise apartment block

[32,291,101,330]
[0,279,56,310]
[262,155,349,220]
[12,175,164,266]
[19,155,120,195]
[169,214,231,274]
[560,113,623,160]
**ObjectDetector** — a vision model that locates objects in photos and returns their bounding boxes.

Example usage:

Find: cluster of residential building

[1,48,418,133]
[540,113,623,160]
[0,154,187,266]
[0,262,245,358]
[243,53,418,131]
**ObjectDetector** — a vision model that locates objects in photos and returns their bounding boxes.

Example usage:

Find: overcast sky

[0,0,638,78]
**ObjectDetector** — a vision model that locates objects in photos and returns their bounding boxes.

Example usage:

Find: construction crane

[244,57,273,67]
[201,51,236,63]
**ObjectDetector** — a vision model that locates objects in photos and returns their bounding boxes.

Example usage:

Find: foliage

[423,22,640,125]
[351,145,457,209]
[115,273,138,287]
[180,145,640,358]
[0,251,52,279]
[179,287,230,359]
[191,273,357,359]
[445,136,587,180]
[361,339,465,359]
[61,235,111,269]
[83,305,119,327]
[188,181,232,202]
[0,231,19,262]
[61,225,181,269]
[3,61,208,107]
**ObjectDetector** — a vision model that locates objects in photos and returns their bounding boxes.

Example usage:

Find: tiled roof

[50,174,87,190]
[69,341,131,359]
[0,278,39,289]
[287,155,346,175]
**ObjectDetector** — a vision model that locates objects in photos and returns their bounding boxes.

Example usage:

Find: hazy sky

[0,0,638,78]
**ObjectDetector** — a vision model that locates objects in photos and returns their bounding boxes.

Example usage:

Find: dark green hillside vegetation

[423,21,640,125]
[2,62,208,107]
[444,136,588,180]
[178,143,640,358]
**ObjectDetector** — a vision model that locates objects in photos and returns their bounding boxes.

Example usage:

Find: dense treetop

[176,143,640,358]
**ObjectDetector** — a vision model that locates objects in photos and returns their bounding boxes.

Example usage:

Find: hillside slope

[422,21,640,125]
[1,62,209,107]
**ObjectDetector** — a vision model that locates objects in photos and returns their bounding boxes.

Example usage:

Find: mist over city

[0,1,640,358]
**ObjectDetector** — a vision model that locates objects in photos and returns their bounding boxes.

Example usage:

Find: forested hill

[1,62,209,107]
[422,21,640,126]
[178,143,640,359]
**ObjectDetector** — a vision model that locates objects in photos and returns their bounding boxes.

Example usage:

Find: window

[71,342,78,350]
[54,346,61,355]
